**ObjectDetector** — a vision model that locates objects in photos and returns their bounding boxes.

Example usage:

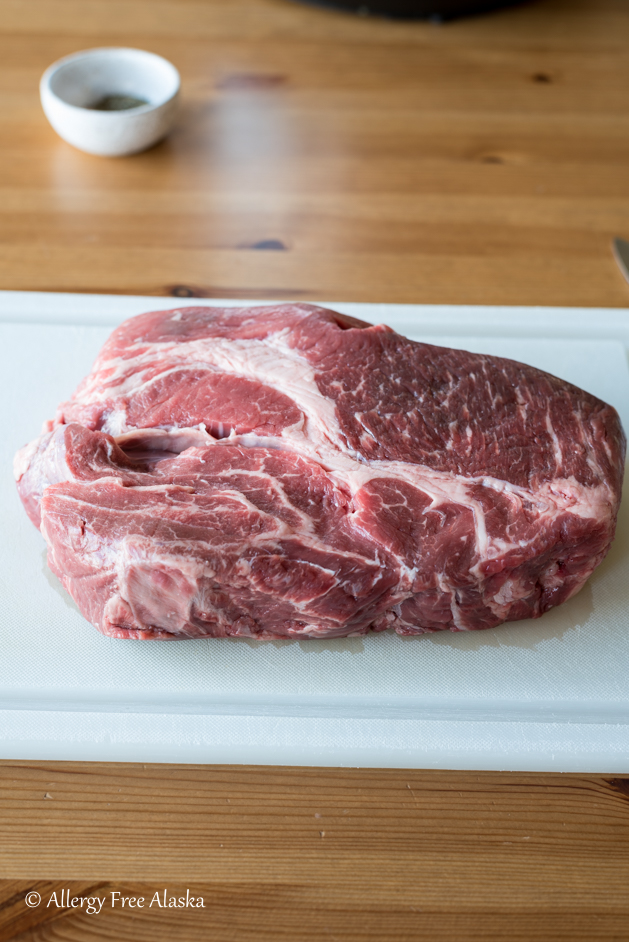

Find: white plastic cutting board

[1,292,629,771]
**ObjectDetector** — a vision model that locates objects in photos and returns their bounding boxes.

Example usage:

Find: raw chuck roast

[14,304,626,640]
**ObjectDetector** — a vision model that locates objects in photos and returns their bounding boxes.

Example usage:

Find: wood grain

[2,1,629,940]
[0,0,628,304]
[1,765,629,941]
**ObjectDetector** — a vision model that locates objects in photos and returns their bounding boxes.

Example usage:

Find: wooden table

[1,1,628,939]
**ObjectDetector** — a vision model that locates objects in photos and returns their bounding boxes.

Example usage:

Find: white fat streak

[73,332,342,453]
[545,410,563,471]
[448,591,466,631]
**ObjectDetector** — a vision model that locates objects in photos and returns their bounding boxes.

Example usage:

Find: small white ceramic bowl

[40,47,180,157]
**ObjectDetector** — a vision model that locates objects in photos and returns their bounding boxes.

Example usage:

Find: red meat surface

[14,303,626,640]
